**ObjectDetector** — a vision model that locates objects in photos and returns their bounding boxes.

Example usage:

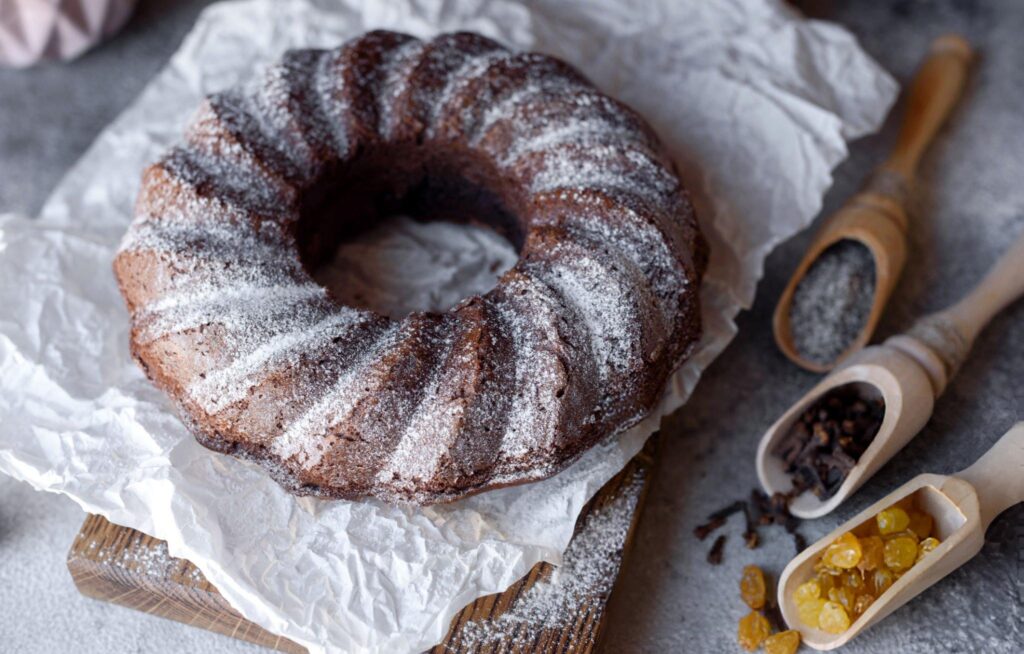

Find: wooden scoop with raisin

[777,422,1024,650]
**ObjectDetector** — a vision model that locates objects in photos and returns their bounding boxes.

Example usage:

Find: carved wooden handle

[880,34,973,185]
[938,229,1024,347]
[900,229,1024,388]
[957,422,1024,530]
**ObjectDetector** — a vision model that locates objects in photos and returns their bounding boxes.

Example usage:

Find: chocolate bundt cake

[114,30,707,504]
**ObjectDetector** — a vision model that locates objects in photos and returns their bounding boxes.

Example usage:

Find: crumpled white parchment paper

[0,0,897,652]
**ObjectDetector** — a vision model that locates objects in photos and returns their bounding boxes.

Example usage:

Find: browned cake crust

[113,30,707,504]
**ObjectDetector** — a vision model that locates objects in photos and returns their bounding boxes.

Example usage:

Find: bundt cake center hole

[312,215,517,319]
[298,145,522,320]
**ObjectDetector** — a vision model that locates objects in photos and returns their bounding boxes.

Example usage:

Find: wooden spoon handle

[880,34,973,184]
[944,228,1024,339]
[956,422,1024,530]
[900,229,1024,386]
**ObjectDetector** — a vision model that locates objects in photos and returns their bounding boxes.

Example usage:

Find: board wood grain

[67,436,657,653]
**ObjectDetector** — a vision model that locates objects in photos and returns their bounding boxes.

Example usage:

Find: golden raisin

[816,572,836,594]
[884,536,918,571]
[828,586,857,613]
[907,510,933,539]
[842,570,864,590]
[796,597,828,628]
[738,610,772,651]
[853,593,874,616]
[802,501,939,631]
[740,564,767,610]
[870,567,895,595]
[876,506,910,535]
[764,630,801,654]
[859,515,881,537]
[857,536,884,571]
[818,600,851,634]
[884,528,919,544]
[917,536,941,561]
[822,532,862,569]
[813,558,843,578]
[793,579,821,604]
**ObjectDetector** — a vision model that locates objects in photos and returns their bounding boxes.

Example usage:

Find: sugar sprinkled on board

[80,537,205,584]
[789,239,877,365]
[457,474,644,648]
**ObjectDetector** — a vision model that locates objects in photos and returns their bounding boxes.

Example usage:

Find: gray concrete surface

[1,1,1021,652]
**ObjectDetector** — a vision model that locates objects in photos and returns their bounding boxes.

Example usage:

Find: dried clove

[771,385,884,500]
[693,515,726,541]
[793,532,808,554]
[694,500,746,540]
[707,535,727,565]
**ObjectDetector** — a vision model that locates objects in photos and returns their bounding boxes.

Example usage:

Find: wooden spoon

[774,34,974,373]
[777,422,1024,650]
[757,228,1024,519]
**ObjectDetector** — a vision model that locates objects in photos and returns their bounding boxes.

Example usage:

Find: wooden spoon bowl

[773,203,907,374]
[756,346,934,519]
[774,34,973,372]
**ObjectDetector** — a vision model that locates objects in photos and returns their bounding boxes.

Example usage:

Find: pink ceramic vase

[0,0,137,67]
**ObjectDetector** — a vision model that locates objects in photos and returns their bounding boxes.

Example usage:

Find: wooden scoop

[757,228,1024,519]
[774,34,974,373]
[777,422,1024,650]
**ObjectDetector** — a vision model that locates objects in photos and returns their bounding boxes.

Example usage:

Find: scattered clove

[697,489,808,564]
[693,515,726,541]
[793,532,808,554]
[694,500,745,541]
[707,535,727,565]
[742,502,759,549]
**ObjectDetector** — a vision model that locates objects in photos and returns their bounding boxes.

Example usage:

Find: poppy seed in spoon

[789,239,877,365]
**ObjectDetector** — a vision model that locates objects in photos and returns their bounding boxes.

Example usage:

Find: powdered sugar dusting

[315,50,354,157]
[490,274,576,460]
[527,246,640,386]
[137,283,324,344]
[426,50,508,136]
[120,212,290,272]
[468,69,590,144]
[186,102,298,210]
[270,324,401,468]
[377,40,427,138]
[249,50,337,179]
[500,118,642,168]
[458,473,644,647]
[82,538,206,585]
[374,331,459,486]
[187,308,371,413]
[527,144,677,206]
[550,190,685,329]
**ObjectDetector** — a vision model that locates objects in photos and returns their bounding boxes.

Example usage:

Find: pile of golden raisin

[792,498,941,634]
[737,565,801,653]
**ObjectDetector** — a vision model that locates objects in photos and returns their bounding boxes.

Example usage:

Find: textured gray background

[1,1,1021,652]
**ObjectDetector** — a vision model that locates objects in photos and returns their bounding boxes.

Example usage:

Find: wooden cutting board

[66,436,658,653]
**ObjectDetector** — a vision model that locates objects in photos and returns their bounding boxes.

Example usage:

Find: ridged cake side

[114,30,706,504]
